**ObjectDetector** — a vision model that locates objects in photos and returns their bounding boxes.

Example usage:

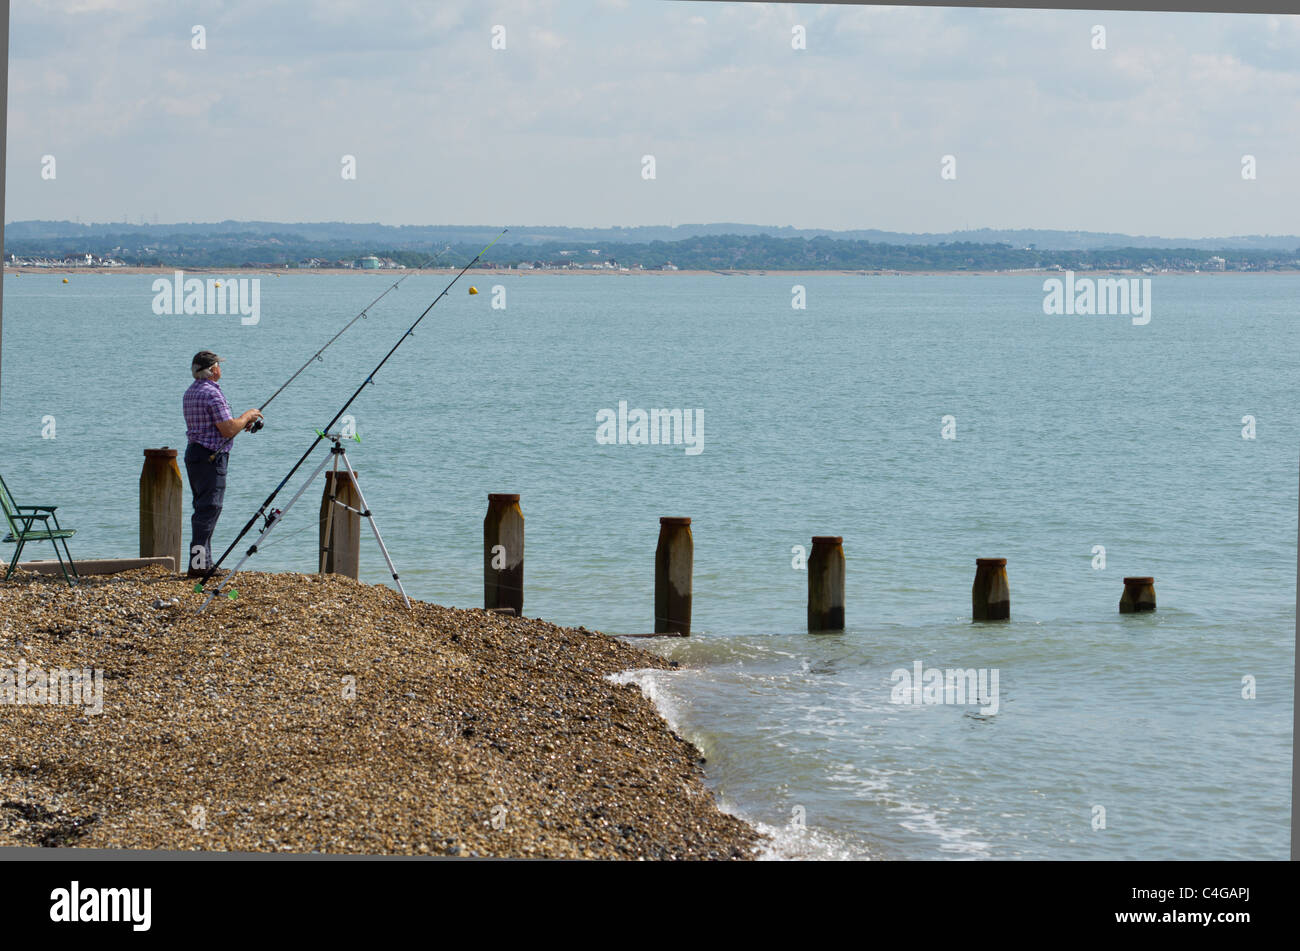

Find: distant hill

[6,220,1300,252]
[4,220,1298,272]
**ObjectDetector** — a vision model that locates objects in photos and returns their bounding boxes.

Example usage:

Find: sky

[5,1,1300,238]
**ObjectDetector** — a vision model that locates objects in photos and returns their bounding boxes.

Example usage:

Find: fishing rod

[195,229,508,610]
[247,245,451,433]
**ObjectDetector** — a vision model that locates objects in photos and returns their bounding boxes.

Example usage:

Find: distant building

[1206,256,1226,271]
[356,255,381,269]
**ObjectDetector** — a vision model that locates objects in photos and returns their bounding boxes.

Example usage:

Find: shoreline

[0,567,763,858]
[6,265,1295,278]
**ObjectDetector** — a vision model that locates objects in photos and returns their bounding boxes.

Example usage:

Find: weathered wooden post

[484,493,524,616]
[140,448,182,572]
[1120,576,1156,613]
[319,470,361,578]
[807,536,845,631]
[972,557,1010,621]
[655,517,693,635]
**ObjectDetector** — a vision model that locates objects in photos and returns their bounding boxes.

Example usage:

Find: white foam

[608,667,871,861]
[749,818,870,861]
[607,668,686,734]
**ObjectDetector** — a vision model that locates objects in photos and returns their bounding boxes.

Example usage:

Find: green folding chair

[0,473,79,586]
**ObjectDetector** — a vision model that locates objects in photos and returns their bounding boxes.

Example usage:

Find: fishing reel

[248,416,264,434]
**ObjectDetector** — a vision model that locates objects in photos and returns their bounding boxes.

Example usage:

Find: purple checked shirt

[184,379,235,453]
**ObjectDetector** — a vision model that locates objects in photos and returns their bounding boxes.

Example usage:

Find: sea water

[1,270,1293,859]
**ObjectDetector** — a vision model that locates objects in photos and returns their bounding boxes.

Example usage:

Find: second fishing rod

[197,229,508,599]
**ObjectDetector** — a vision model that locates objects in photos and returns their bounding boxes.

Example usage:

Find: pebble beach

[0,567,763,859]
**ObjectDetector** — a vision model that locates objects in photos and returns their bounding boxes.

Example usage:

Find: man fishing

[183,351,263,578]
[192,234,502,611]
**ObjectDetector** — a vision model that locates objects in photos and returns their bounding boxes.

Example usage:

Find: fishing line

[247,245,451,433]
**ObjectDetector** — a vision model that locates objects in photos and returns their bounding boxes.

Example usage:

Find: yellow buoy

[214,281,222,288]
[62,277,69,283]
[468,286,478,295]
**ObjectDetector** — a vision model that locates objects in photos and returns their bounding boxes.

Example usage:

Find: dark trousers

[184,442,228,573]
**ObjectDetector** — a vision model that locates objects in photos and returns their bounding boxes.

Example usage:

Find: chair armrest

[13,512,50,533]
[16,505,57,512]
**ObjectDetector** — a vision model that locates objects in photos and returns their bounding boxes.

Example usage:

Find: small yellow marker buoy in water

[215,281,222,288]
[62,277,69,283]
[468,286,478,295]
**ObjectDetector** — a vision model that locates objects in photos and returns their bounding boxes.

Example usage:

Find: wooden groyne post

[655,517,693,635]
[319,471,361,577]
[807,536,845,631]
[140,448,182,572]
[1119,576,1156,613]
[484,493,524,616]
[972,557,1010,621]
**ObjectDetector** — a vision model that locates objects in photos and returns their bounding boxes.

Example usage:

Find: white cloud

[5,3,1300,237]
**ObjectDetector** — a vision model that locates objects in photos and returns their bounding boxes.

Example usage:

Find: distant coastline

[8,221,1298,276]
[6,265,1296,278]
